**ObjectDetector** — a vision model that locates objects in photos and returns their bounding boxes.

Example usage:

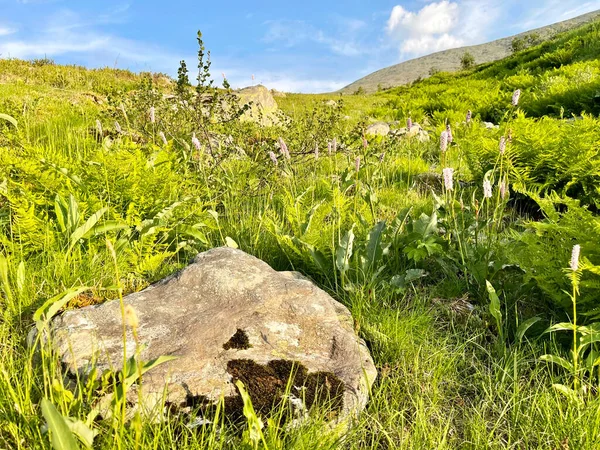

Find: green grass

[2,18,600,450]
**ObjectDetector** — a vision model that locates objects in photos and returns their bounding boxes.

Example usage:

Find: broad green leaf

[540,354,574,371]
[68,207,108,254]
[336,227,355,274]
[486,280,502,330]
[55,195,69,233]
[545,322,577,333]
[405,269,427,283]
[235,380,264,444]
[67,195,80,235]
[41,398,80,450]
[578,330,600,348]
[175,225,208,244]
[292,238,329,275]
[0,254,12,303]
[63,417,96,449]
[0,113,17,128]
[123,355,178,387]
[390,274,406,290]
[33,287,89,323]
[365,221,386,272]
[551,384,581,403]
[16,261,25,294]
[91,221,129,236]
[225,237,238,248]
[516,317,541,343]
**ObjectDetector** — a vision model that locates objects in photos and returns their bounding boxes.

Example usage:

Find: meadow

[1,21,600,450]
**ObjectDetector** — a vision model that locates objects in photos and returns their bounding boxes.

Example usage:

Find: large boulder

[365,122,390,136]
[390,123,430,142]
[50,248,376,423]
[236,85,279,126]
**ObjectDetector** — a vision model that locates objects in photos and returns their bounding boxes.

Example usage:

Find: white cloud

[401,33,465,54]
[387,1,459,36]
[386,0,600,59]
[0,8,182,73]
[0,27,17,36]
[387,1,465,55]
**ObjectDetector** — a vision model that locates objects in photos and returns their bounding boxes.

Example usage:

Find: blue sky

[1,0,599,92]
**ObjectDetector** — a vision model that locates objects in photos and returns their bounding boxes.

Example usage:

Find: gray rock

[50,248,376,422]
[365,122,390,136]
[271,89,287,98]
[390,123,430,142]
[324,100,338,107]
[483,121,500,129]
[236,85,279,126]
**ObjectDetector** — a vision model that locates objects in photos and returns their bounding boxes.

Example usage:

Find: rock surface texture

[365,122,390,136]
[390,123,430,142]
[51,248,376,421]
[236,85,279,126]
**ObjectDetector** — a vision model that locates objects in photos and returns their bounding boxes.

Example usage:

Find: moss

[225,359,344,420]
[223,329,252,350]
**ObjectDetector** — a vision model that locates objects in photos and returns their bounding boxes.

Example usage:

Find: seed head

[362,136,368,149]
[355,156,361,172]
[114,121,122,134]
[95,119,103,136]
[124,304,139,329]
[159,131,168,145]
[149,106,156,124]
[442,167,454,191]
[512,89,521,106]
[407,117,413,130]
[328,141,332,156]
[278,138,290,159]
[483,179,493,199]
[192,133,201,151]
[333,138,337,153]
[570,245,581,271]
[314,143,319,159]
[440,131,448,152]
[499,178,508,200]
[499,136,506,155]
[269,151,278,166]
[446,124,453,143]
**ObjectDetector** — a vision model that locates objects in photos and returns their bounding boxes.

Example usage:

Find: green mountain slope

[341,9,600,94]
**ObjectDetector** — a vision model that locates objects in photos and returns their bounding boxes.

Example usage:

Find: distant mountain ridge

[340,10,600,94]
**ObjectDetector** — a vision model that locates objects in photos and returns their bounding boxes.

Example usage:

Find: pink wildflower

[512,89,521,106]
[442,168,454,191]
[570,245,581,271]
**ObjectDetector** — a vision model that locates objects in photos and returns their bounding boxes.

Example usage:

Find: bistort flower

[570,244,581,271]
[440,131,448,152]
[159,131,168,145]
[512,89,521,106]
[442,167,454,191]
[192,133,201,150]
[483,179,493,199]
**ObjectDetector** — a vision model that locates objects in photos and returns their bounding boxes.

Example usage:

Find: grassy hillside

[341,9,600,93]
[2,18,600,450]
